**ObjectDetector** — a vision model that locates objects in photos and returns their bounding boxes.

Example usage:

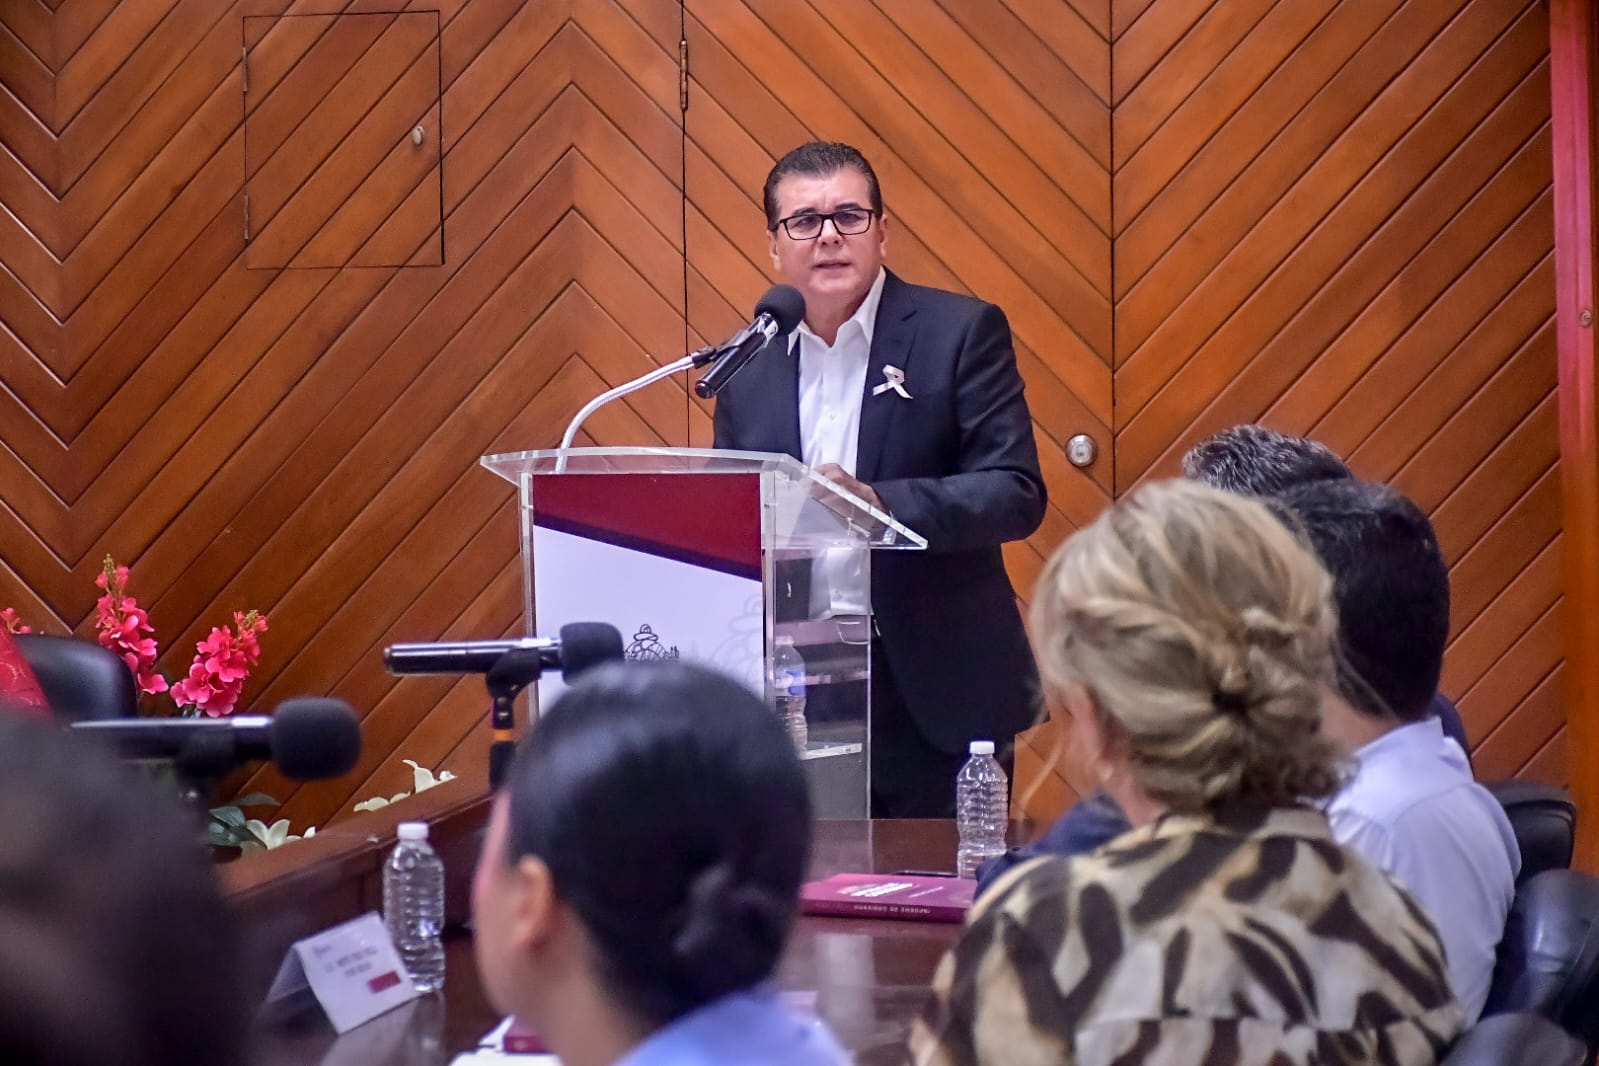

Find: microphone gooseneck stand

[485,647,551,789]
[554,353,705,473]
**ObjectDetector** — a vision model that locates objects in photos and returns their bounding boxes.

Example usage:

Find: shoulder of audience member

[1321,828,1455,942]
[974,818,1167,924]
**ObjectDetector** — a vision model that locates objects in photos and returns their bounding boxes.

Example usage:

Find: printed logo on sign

[625,625,680,662]
[367,971,402,994]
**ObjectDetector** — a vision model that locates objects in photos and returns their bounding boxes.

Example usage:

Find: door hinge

[243,190,250,242]
[241,45,249,94]
[678,38,688,113]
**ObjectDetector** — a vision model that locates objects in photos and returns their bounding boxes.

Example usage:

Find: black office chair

[14,634,138,722]
[1487,779,1578,885]
[1485,868,1599,1058]
[1441,1011,1587,1066]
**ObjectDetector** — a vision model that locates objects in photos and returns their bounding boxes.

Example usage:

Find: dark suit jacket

[712,270,1046,753]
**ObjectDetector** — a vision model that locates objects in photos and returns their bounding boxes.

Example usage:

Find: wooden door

[1112,0,1562,784]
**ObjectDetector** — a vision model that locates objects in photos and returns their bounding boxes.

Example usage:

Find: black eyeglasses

[772,207,878,240]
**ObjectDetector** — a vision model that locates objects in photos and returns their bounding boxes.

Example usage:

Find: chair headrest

[1484,780,1576,884]
[12,634,138,722]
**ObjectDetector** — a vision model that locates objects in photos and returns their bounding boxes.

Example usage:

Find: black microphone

[383,622,624,682]
[70,697,363,782]
[693,285,806,399]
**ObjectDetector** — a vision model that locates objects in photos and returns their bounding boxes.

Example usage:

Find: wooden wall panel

[0,0,688,832]
[1112,0,1563,782]
[0,0,1570,836]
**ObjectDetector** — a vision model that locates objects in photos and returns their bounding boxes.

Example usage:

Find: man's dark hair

[763,141,882,229]
[1272,479,1449,723]
[0,711,248,1066]
[504,661,811,1027]
[1182,424,1353,496]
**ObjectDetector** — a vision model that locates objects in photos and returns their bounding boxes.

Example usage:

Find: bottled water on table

[383,821,446,993]
[956,740,1009,878]
[773,636,809,751]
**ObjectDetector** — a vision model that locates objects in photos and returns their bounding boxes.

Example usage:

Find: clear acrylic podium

[480,447,927,817]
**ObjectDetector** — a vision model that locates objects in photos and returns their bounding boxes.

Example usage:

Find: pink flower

[171,610,268,718]
[92,557,168,696]
[0,609,30,635]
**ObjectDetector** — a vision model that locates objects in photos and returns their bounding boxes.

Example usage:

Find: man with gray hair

[1180,423,1352,494]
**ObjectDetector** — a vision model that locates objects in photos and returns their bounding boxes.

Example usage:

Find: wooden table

[231,784,961,1065]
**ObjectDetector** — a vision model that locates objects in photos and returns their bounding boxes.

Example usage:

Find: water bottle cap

[776,634,795,646]
[969,740,995,756]
[397,821,430,841]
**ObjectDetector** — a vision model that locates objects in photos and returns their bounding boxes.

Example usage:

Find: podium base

[802,738,867,819]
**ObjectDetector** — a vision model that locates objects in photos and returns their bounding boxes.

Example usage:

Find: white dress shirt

[796,268,885,617]
[1327,717,1521,1022]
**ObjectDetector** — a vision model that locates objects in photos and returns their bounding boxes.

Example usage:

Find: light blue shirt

[615,990,851,1066]
[1327,717,1520,1023]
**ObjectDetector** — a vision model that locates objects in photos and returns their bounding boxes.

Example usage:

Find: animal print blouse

[906,804,1463,1066]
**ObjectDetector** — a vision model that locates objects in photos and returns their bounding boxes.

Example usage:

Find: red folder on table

[800,873,975,923]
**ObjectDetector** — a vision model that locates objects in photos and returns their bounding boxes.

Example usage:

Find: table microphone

[383,622,624,680]
[386,623,624,789]
[70,697,363,781]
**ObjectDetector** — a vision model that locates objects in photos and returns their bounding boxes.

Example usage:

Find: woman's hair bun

[671,862,792,998]
[1029,480,1343,812]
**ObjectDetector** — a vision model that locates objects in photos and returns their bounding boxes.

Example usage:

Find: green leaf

[209,806,247,828]
[231,793,279,809]
[205,824,243,848]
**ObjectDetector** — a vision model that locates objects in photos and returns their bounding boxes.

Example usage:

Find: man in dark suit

[712,142,1046,817]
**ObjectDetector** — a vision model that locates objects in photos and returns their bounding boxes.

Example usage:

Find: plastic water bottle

[383,822,446,993]
[773,636,809,750]
[956,740,1009,878]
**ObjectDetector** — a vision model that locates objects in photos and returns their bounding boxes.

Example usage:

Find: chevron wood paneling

[0,0,1570,839]
[0,0,689,833]
[1112,0,1563,783]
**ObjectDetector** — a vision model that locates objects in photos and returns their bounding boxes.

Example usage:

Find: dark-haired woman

[471,660,849,1066]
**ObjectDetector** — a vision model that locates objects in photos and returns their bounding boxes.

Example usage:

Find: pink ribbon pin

[872,365,912,400]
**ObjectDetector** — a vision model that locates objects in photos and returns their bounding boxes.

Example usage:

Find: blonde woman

[906,480,1462,1065]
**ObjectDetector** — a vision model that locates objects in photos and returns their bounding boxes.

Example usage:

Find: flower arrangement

[3,556,269,718]
[353,759,457,813]
[7,561,313,853]
[206,792,315,852]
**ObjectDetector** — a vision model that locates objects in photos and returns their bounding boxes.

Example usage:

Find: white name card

[265,911,420,1033]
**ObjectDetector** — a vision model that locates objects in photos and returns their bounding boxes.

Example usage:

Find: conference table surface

[238,796,962,1066]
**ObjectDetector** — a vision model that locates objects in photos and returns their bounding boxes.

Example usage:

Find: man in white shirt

[1276,477,1520,1022]
[712,142,1046,816]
